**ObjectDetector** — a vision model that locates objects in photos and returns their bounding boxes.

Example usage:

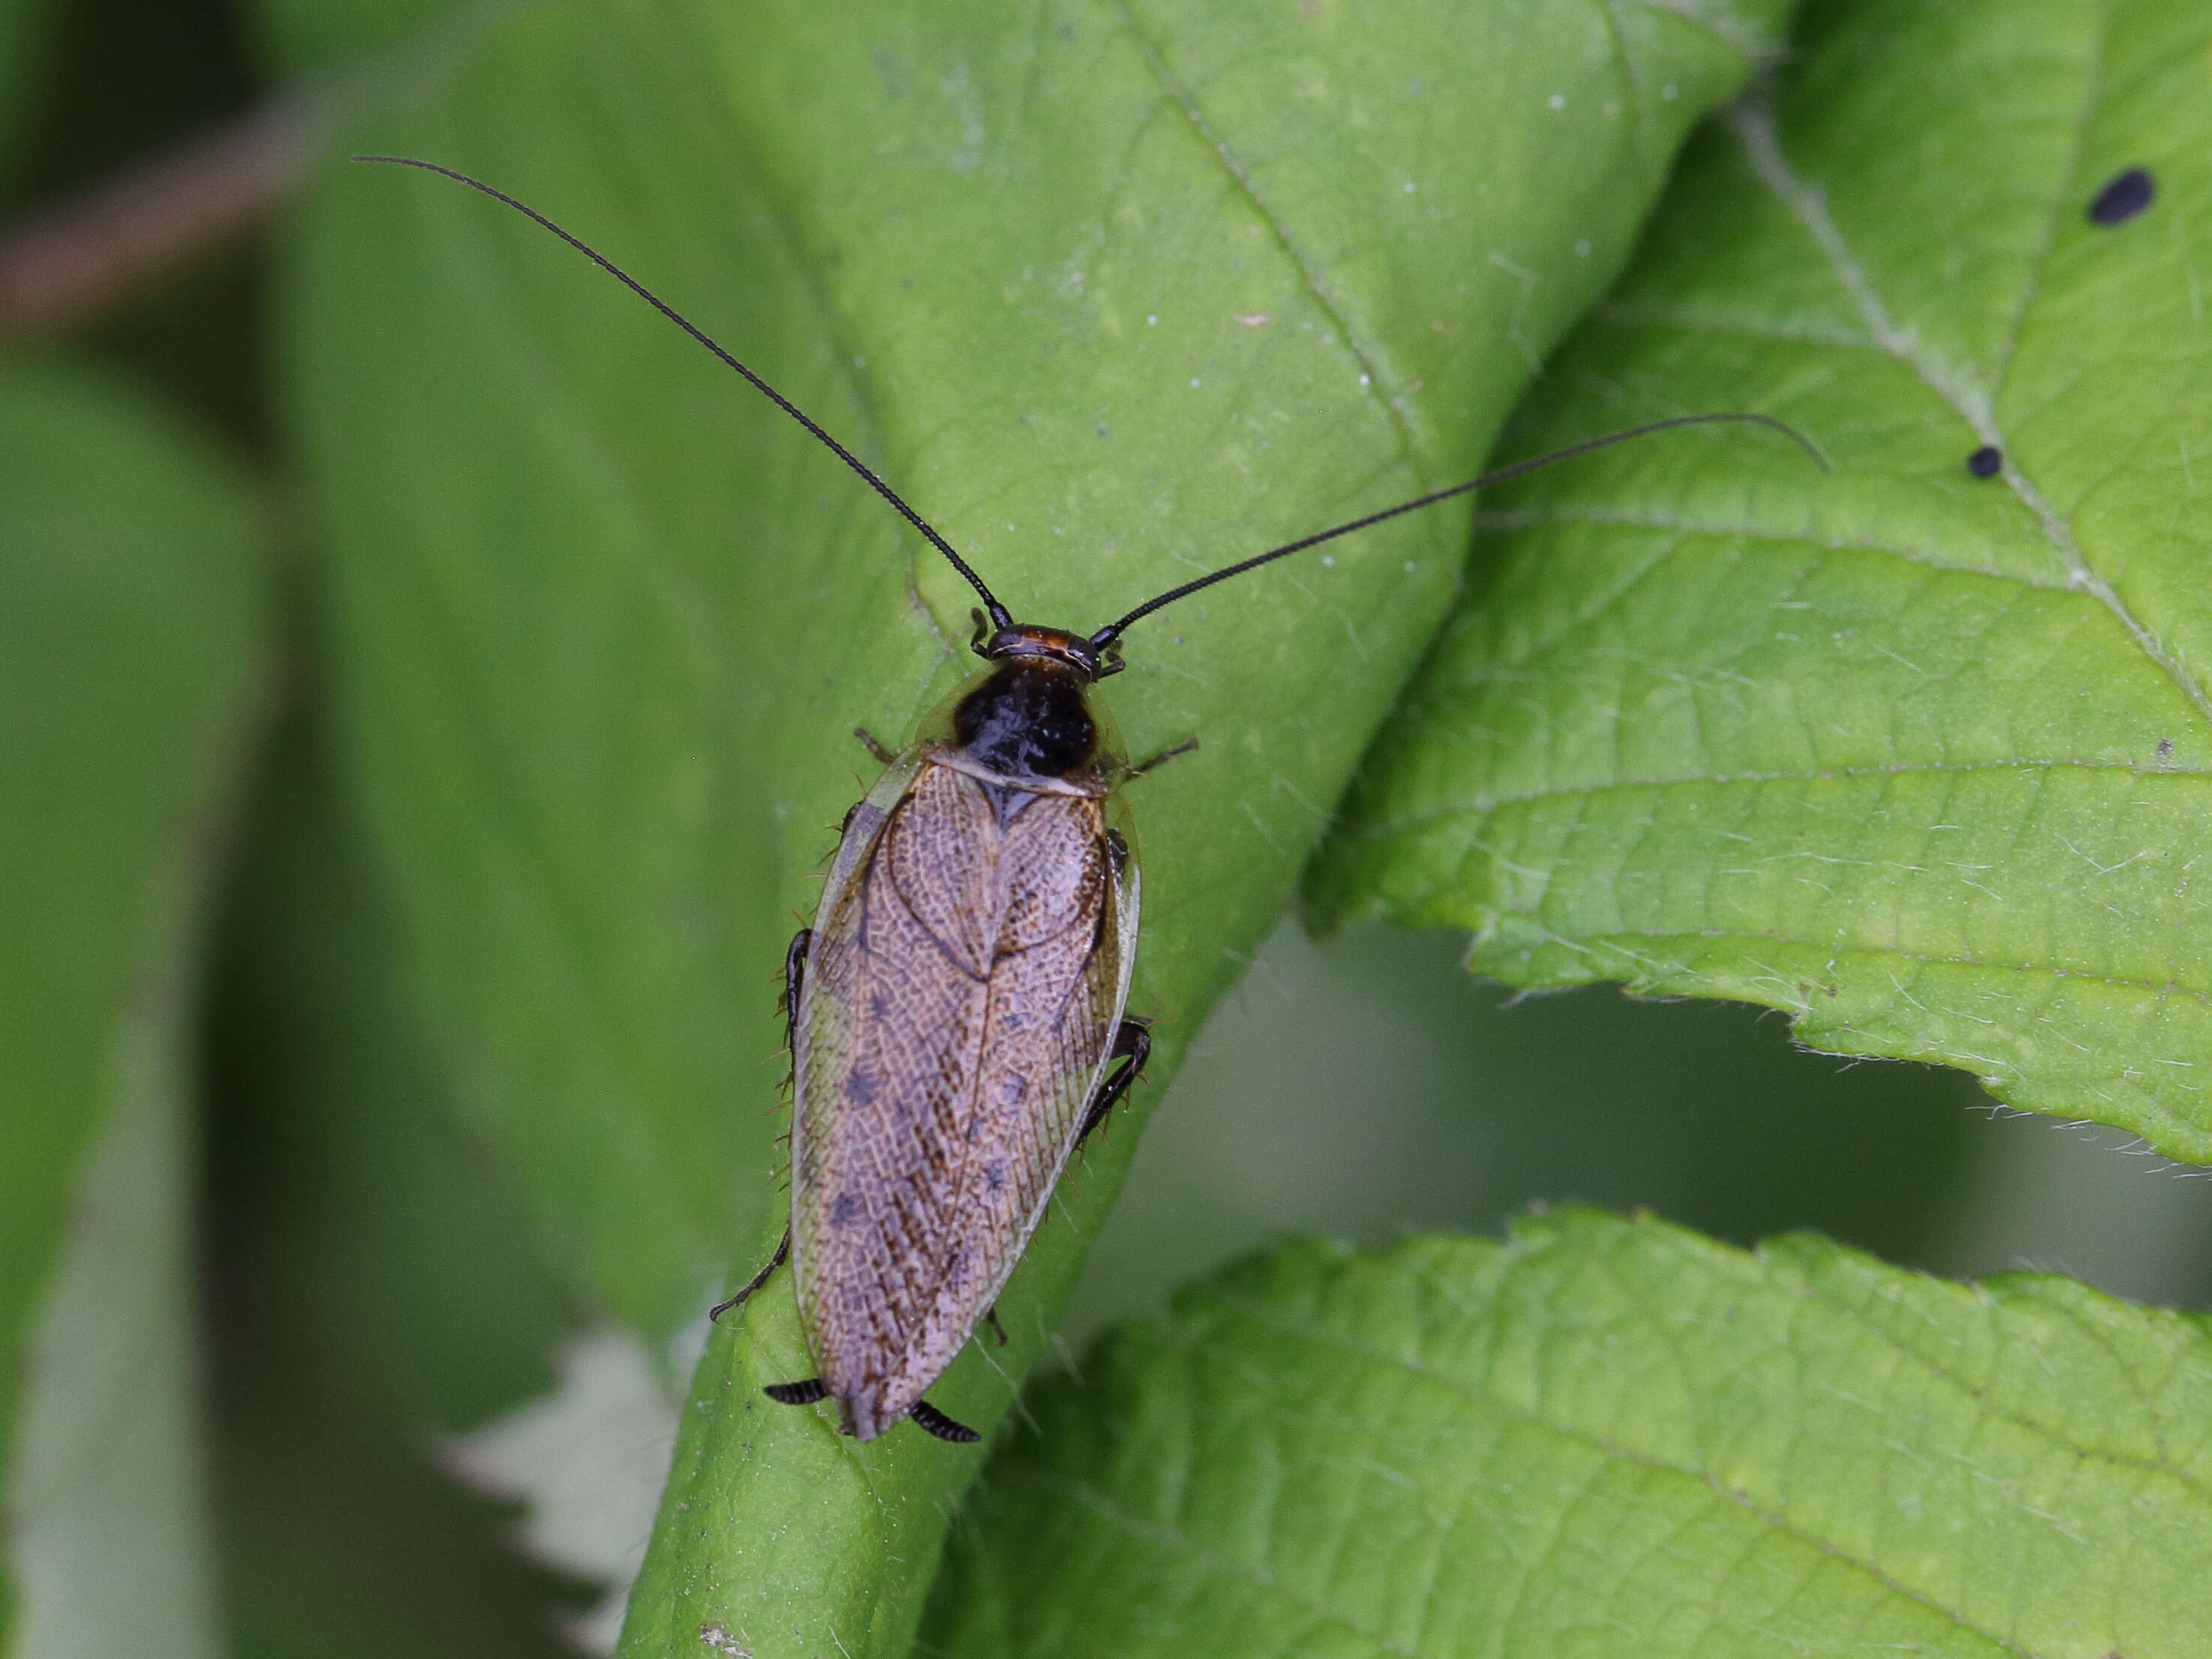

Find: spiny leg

[780,927,811,1061]
[1129,736,1198,778]
[984,1306,1008,1348]
[709,1228,789,1323]
[909,1399,981,1443]
[762,1378,828,1406]
[1077,1017,1152,1147]
[853,726,898,766]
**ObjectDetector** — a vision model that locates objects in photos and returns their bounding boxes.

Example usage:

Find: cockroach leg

[762,1377,829,1405]
[853,726,899,765]
[909,1399,982,1443]
[1128,735,1198,778]
[780,928,811,1059]
[984,1305,1008,1348]
[709,1227,790,1322]
[1077,1017,1153,1147]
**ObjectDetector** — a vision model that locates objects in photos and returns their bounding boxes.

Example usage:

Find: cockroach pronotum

[360,155,1822,1444]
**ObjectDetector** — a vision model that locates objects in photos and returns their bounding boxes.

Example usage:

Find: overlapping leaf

[930,1208,2212,1657]
[1311,0,2212,1162]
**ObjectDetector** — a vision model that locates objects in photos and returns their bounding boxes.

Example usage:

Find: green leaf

[929,1208,2212,1657]
[1309,0,2212,1163]
[0,356,269,1653]
[272,0,1791,1646]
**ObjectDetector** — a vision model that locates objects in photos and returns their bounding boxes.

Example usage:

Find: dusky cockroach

[360,155,1821,1444]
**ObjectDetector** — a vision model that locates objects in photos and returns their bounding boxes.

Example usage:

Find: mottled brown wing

[790,753,1137,1439]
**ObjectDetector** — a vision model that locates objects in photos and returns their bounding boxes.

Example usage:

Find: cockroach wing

[789,749,1137,1441]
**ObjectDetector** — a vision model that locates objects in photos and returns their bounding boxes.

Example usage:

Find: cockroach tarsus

[715,1228,789,1322]
[359,153,1829,1446]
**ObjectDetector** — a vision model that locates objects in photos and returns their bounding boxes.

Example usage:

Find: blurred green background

[10,0,2211,1651]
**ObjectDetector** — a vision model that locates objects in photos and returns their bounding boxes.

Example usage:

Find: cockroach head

[969,612,1123,680]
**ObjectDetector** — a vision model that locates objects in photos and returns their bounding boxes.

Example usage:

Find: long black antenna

[352,155,1014,630]
[1089,413,1826,648]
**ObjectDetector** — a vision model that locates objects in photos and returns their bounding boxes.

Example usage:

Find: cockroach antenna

[350,155,1016,631]
[354,155,1826,660]
[1086,410,1828,649]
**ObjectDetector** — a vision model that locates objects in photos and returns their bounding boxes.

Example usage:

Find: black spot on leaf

[2088,167,2153,227]
[1967,445,2001,478]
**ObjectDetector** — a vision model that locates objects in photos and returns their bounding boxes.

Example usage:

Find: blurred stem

[0,98,316,336]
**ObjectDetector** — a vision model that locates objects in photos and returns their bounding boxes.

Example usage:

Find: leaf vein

[1783,1274,2212,1514]
[1352,756,2209,840]
[1726,92,2212,734]
[1989,7,2108,400]
[1194,1296,2048,1659]
[998,1465,1428,1657]
[1484,921,2212,1007]
[1107,2,1432,488]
